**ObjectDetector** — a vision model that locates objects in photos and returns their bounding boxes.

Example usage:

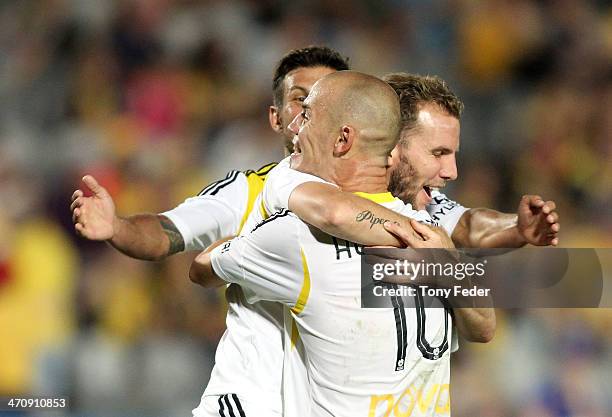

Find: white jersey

[161,159,463,250]
[426,190,468,237]
[163,158,463,416]
[164,163,288,416]
[259,160,444,417]
[163,163,277,251]
[211,193,454,417]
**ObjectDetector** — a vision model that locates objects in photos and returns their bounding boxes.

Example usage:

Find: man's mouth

[416,185,439,208]
[423,184,444,197]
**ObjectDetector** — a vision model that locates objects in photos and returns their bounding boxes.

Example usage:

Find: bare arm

[190,252,217,287]
[109,214,183,261]
[71,175,183,261]
[189,238,231,288]
[452,307,496,343]
[451,195,560,248]
[288,182,423,247]
[452,209,522,248]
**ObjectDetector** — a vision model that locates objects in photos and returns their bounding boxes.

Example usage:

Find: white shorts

[193,394,282,417]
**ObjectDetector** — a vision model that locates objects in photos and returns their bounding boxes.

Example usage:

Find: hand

[517,195,560,246]
[71,175,117,240]
[384,219,455,249]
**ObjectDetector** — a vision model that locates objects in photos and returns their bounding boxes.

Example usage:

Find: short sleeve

[426,191,469,236]
[210,211,305,306]
[162,171,248,251]
[263,157,336,214]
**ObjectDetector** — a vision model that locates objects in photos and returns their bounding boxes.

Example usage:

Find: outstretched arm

[71,175,182,261]
[451,195,560,248]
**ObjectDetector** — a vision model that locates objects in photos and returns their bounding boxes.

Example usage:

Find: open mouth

[423,186,432,198]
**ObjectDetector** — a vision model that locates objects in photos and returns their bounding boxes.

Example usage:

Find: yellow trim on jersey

[253,162,277,177]
[291,248,311,315]
[353,191,396,204]
[237,162,278,233]
[259,198,269,220]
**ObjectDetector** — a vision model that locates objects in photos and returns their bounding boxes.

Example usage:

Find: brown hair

[382,73,464,138]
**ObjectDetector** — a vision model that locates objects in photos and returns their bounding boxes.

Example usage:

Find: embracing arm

[288,182,423,247]
[190,217,303,306]
[189,238,232,288]
[452,209,523,248]
[451,195,560,248]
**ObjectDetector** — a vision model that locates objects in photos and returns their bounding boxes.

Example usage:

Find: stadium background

[0,0,610,416]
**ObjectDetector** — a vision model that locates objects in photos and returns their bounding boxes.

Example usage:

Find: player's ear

[269,106,283,134]
[333,125,354,157]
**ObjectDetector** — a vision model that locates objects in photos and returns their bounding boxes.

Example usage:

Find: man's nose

[440,155,458,181]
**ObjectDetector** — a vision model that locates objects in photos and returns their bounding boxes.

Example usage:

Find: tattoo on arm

[158,215,185,255]
[355,210,398,229]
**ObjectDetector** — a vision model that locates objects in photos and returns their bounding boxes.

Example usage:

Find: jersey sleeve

[394,202,437,226]
[210,211,305,307]
[162,171,248,251]
[426,191,469,236]
[263,156,337,214]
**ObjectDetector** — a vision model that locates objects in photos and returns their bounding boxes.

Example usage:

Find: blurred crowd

[0,0,610,416]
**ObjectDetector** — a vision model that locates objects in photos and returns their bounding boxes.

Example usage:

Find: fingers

[70,197,83,212]
[523,195,545,208]
[72,207,81,224]
[82,175,105,197]
[383,221,412,244]
[541,200,556,214]
[542,204,560,237]
[384,221,423,247]
[71,189,83,201]
[75,222,85,236]
[73,208,88,237]
[409,219,435,240]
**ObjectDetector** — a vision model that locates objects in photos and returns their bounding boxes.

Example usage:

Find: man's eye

[297,96,306,102]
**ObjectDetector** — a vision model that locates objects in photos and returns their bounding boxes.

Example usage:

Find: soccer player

[190,71,558,415]
[190,71,457,417]
[70,47,350,262]
[382,73,559,248]
[71,46,354,417]
[285,74,559,251]
[71,45,558,414]
[270,72,556,346]
[69,46,439,417]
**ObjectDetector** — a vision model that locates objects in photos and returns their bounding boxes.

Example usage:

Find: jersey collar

[353,191,396,204]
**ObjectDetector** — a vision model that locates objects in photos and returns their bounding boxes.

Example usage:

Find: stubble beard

[388,155,419,206]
